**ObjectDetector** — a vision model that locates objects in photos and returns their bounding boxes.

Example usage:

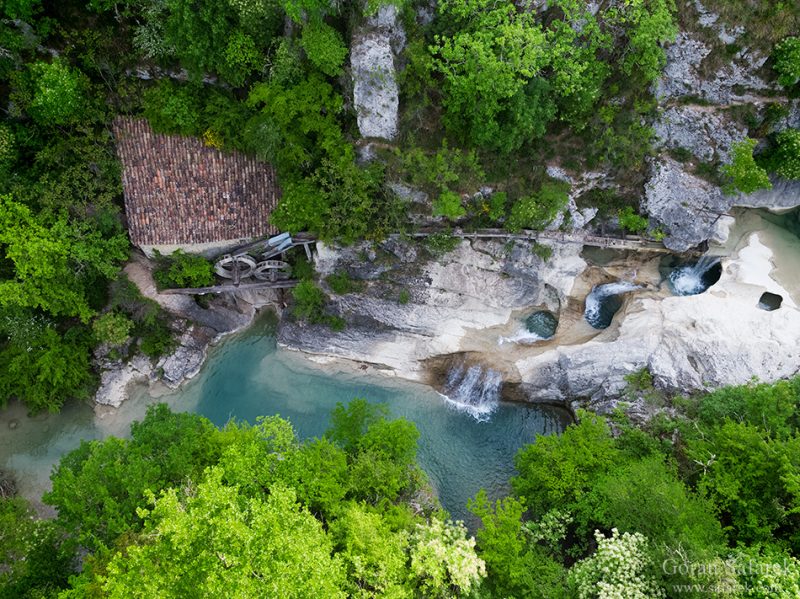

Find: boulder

[644,158,800,251]
[643,158,729,252]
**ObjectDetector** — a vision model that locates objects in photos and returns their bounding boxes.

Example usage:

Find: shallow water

[0,315,570,525]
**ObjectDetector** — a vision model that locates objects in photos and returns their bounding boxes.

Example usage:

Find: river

[0,313,570,524]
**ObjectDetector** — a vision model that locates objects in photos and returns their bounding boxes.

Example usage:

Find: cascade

[584,281,641,329]
[440,363,502,421]
[668,255,721,296]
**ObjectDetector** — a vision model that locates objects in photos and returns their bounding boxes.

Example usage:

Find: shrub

[398,289,410,304]
[433,191,466,220]
[722,138,772,194]
[92,312,133,347]
[617,206,649,234]
[769,128,800,180]
[292,280,326,322]
[300,22,348,77]
[27,60,87,126]
[326,271,364,295]
[507,182,569,232]
[142,80,203,137]
[152,250,214,289]
[773,36,800,88]
[426,231,461,255]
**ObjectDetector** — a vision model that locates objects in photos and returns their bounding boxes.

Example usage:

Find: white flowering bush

[570,529,665,599]
[524,508,573,552]
[409,518,486,597]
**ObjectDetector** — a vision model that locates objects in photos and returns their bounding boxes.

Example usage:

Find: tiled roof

[113,117,280,246]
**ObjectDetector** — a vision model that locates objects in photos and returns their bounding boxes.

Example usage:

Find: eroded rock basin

[279,211,800,410]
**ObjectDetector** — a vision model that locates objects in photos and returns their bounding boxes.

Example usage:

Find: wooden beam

[161,280,300,295]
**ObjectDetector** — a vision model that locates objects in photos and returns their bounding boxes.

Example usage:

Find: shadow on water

[0,313,571,527]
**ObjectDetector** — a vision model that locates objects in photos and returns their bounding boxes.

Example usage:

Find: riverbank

[93,252,285,408]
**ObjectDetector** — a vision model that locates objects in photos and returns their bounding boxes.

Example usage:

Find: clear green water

[0,316,571,524]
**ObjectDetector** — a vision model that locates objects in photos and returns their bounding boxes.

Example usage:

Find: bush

[325,271,364,295]
[292,280,326,322]
[769,128,800,179]
[617,206,649,234]
[426,231,461,255]
[27,60,87,126]
[506,182,569,232]
[432,191,466,220]
[773,36,800,88]
[300,22,348,77]
[722,138,772,194]
[152,250,214,289]
[92,312,133,347]
[142,80,203,137]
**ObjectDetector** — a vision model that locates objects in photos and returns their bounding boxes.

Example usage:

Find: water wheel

[214,254,257,283]
[253,260,291,281]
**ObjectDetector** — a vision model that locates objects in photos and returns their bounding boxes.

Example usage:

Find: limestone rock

[516,230,800,404]
[351,5,404,141]
[655,33,772,103]
[94,355,153,408]
[279,238,587,380]
[654,105,747,163]
[643,158,729,252]
[644,158,800,251]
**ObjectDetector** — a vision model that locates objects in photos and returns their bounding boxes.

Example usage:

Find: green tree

[92,312,133,347]
[0,195,128,322]
[27,60,87,125]
[0,323,94,412]
[469,492,568,598]
[617,206,649,234]
[330,503,412,598]
[433,190,466,220]
[300,22,348,77]
[722,138,772,194]
[45,405,223,549]
[513,413,620,517]
[773,36,800,88]
[569,529,665,598]
[97,471,347,598]
[408,518,486,597]
[769,128,800,180]
[429,0,552,151]
[142,80,203,136]
[152,250,214,289]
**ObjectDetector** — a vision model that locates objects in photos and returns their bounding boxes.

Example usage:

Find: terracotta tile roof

[113,117,280,246]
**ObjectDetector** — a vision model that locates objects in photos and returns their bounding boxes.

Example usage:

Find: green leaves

[300,22,348,77]
[722,138,772,194]
[0,195,128,322]
[506,181,569,232]
[27,60,87,126]
[773,36,800,88]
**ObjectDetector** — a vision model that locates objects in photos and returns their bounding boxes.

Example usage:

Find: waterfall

[440,363,502,421]
[668,255,721,296]
[584,281,641,329]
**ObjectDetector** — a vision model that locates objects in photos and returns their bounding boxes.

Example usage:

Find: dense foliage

[6,377,800,595]
[470,376,800,597]
[2,400,487,597]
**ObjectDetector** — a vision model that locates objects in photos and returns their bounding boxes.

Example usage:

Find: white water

[440,364,502,422]
[584,281,641,329]
[498,329,548,345]
[669,255,720,296]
